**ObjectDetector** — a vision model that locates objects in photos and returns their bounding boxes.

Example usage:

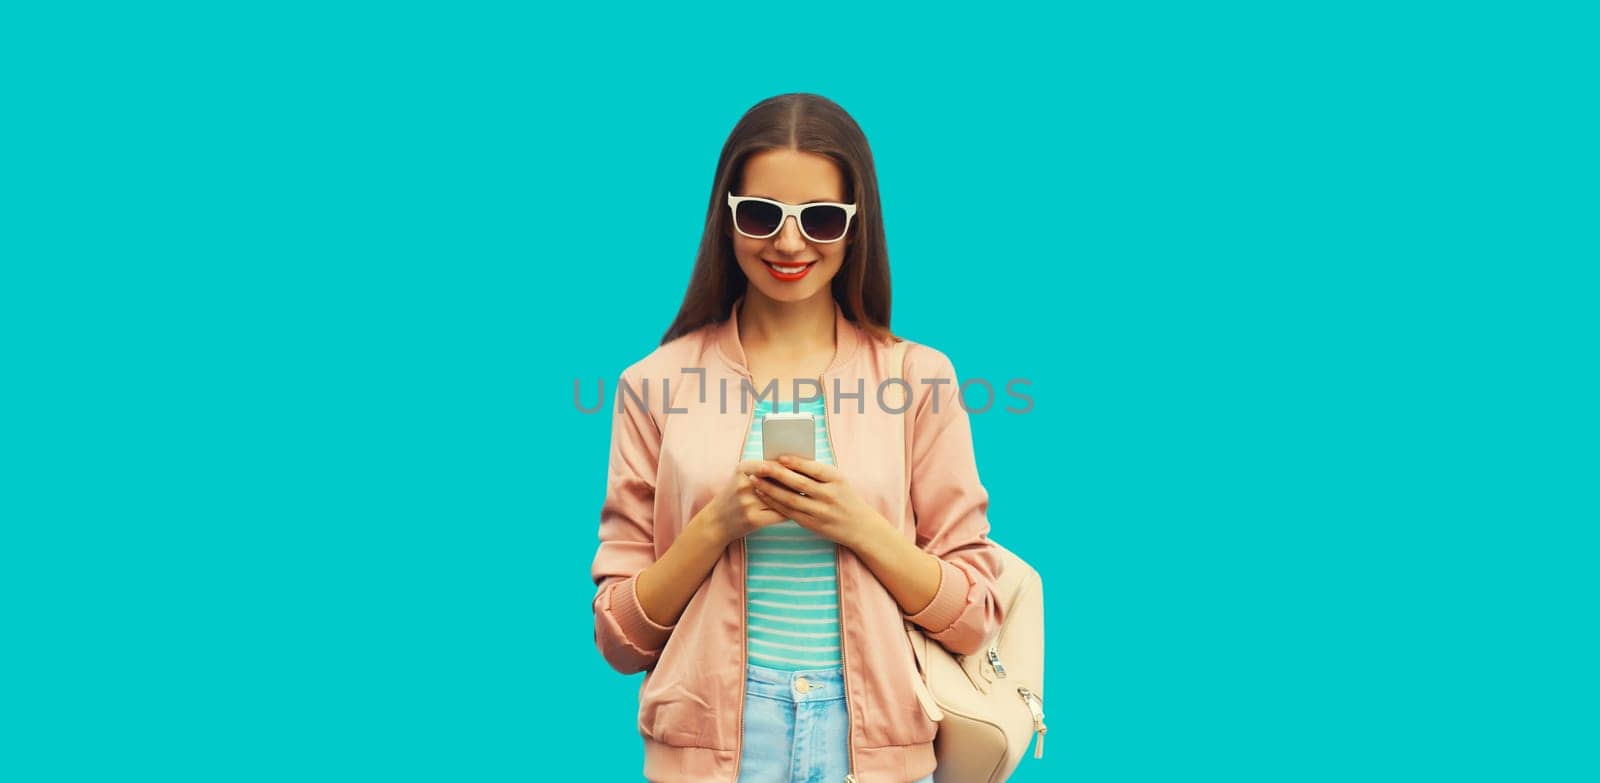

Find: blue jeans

[737,662,935,783]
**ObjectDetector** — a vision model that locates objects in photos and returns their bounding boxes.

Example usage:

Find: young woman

[591,93,1006,783]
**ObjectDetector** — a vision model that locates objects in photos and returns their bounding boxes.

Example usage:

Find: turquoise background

[3,2,1595,781]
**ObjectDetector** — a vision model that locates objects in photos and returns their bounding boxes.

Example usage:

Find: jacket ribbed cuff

[609,575,675,654]
[905,557,970,635]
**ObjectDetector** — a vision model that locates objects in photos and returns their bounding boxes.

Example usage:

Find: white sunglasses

[726,191,858,244]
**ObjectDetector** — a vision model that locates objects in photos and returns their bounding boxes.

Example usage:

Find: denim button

[794,676,810,694]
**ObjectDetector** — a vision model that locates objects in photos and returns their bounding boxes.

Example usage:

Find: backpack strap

[890,339,946,722]
[889,338,912,456]
[887,337,913,504]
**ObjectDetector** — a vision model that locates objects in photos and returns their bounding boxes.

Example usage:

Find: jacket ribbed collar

[713,293,863,379]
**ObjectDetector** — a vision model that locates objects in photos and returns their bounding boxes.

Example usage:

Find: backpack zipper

[981,560,1039,682]
[987,644,1008,678]
[1017,686,1047,759]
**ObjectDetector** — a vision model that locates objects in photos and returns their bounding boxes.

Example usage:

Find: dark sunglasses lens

[801,205,848,241]
[735,200,782,236]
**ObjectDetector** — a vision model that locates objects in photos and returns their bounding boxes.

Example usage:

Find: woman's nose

[773,216,807,251]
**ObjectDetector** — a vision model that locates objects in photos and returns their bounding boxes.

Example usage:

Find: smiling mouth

[763,260,816,275]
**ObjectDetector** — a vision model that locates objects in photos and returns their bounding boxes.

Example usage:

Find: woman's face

[728,148,853,304]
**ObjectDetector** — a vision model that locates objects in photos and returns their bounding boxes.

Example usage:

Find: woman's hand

[738,456,888,549]
[696,465,791,546]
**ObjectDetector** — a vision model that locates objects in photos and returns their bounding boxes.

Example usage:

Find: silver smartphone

[761,412,816,461]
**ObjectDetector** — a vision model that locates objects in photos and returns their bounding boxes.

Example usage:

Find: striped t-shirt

[742,395,843,670]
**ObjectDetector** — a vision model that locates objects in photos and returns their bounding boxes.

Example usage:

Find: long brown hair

[660,93,897,347]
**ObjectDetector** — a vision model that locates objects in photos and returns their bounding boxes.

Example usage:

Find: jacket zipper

[820,372,859,783]
[730,390,757,783]
[729,371,858,782]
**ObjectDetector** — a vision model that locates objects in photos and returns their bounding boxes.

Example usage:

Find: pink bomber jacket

[591,294,1006,783]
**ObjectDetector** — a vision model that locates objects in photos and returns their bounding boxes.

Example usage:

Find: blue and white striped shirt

[742,395,843,670]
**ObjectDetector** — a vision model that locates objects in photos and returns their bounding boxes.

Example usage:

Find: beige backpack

[890,339,1047,783]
